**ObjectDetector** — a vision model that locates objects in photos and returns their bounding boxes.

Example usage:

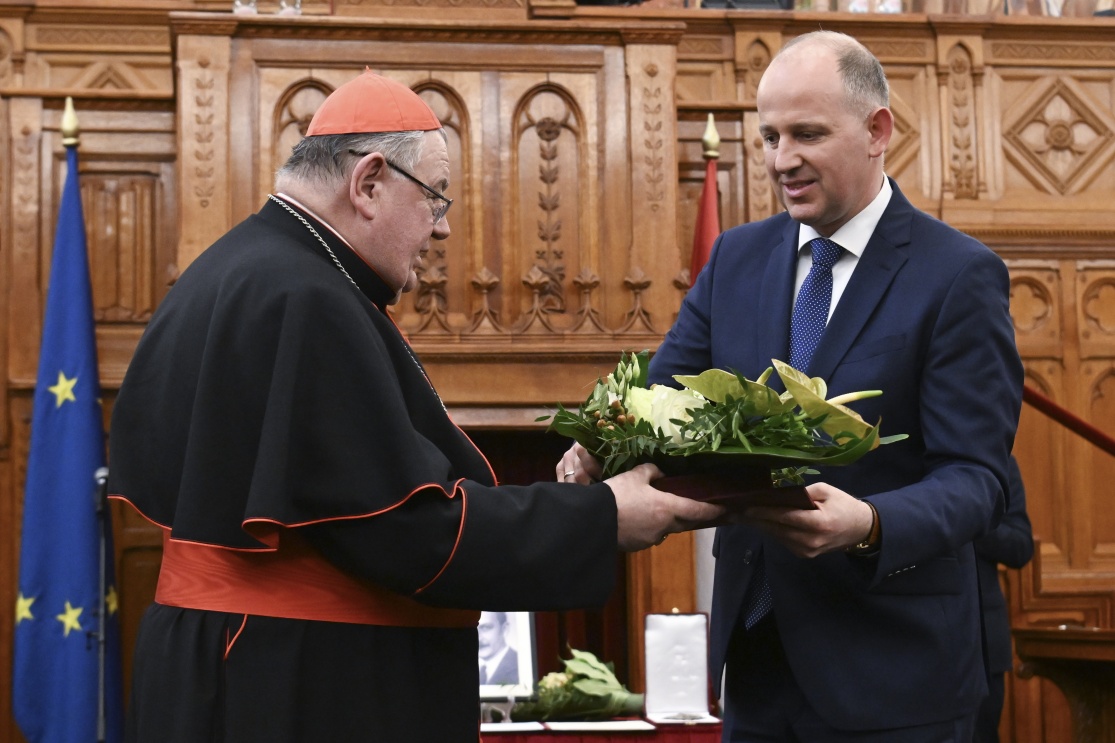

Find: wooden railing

[1009,388,1115,741]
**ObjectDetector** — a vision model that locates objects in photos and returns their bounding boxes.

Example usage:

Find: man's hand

[606,464,726,552]
[741,482,875,558]
[556,442,604,484]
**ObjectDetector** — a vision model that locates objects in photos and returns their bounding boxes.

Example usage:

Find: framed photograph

[478,611,536,702]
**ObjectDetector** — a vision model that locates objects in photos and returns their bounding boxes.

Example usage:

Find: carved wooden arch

[510,81,589,330]
[741,38,772,102]
[270,77,333,178]
[409,79,473,336]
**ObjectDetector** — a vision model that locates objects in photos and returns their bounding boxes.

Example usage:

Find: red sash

[155,530,479,628]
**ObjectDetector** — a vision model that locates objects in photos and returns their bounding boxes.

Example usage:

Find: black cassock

[109,198,617,742]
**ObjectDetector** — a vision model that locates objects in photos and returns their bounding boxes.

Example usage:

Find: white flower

[627,385,706,444]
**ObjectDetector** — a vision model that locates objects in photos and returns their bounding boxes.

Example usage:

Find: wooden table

[481,722,722,743]
[1014,626,1115,743]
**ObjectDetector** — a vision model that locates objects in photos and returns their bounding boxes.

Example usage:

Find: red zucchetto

[306,69,440,136]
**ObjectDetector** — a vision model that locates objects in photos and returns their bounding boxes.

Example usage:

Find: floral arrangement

[542,351,905,483]
[510,649,643,722]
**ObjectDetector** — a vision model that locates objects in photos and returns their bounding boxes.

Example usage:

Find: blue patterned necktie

[742,236,843,630]
[788,237,844,371]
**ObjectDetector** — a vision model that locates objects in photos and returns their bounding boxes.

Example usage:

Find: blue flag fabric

[14,145,124,743]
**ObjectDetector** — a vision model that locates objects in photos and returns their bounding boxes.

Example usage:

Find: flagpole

[95,466,109,743]
[60,94,110,743]
[689,114,722,284]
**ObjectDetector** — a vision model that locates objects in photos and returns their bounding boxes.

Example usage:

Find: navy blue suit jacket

[650,180,1023,731]
[975,456,1033,676]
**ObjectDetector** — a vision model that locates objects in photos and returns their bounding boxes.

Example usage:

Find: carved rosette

[1003,78,1115,196]
[947,45,978,200]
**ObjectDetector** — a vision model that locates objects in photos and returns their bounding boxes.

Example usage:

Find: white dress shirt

[793,177,893,322]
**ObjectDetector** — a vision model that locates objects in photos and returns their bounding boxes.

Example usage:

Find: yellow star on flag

[16,593,35,624]
[105,586,119,616]
[47,371,78,408]
[55,601,83,638]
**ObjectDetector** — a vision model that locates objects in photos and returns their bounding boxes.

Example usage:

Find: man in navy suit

[647,31,1023,741]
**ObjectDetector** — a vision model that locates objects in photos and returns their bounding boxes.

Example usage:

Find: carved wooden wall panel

[173,15,687,414]
[4,6,1115,741]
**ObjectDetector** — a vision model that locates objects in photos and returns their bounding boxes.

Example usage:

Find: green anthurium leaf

[673,368,742,403]
[673,368,791,415]
[773,359,873,443]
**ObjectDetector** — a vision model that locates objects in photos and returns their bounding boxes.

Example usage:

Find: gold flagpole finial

[701,113,720,160]
[61,96,80,147]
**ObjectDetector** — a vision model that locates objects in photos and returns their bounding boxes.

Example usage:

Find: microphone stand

[93,466,109,743]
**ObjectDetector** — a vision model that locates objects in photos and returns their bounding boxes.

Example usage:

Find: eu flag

[13,140,124,743]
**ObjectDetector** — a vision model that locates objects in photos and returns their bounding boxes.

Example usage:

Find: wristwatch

[847,501,881,555]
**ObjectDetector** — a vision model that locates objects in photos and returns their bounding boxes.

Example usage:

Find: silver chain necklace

[268,193,360,292]
[267,193,447,411]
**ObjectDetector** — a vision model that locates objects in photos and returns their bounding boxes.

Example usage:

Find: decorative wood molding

[169,12,687,47]
[945,43,978,199]
[29,26,169,53]
[175,35,231,271]
[743,111,774,223]
[8,98,43,392]
[990,42,1115,66]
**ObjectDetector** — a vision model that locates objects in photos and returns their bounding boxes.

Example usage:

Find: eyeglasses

[348,150,453,223]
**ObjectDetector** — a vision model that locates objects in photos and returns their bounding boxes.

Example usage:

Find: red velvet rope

[1023,384,1115,457]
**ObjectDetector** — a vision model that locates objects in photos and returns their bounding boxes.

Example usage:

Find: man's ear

[349,152,388,221]
[867,106,894,159]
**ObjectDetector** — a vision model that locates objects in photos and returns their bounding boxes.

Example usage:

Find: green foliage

[539,351,906,479]
[510,649,644,723]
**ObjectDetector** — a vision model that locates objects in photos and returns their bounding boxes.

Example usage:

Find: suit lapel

[755,219,800,376]
[808,181,913,383]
